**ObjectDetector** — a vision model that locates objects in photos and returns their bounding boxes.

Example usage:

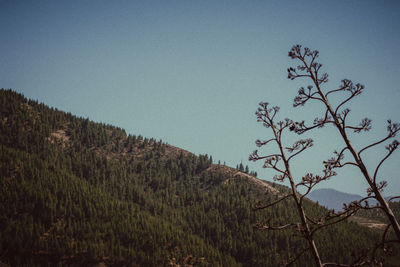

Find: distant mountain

[1,89,398,266]
[308,188,399,212]
[308,188,362,211]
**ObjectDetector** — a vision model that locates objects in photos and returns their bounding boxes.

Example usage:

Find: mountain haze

[308,189,363,211]
[1,89,398,266]
[308,188,399,212]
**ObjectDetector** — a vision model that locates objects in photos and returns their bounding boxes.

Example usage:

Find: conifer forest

[0,89,399,266]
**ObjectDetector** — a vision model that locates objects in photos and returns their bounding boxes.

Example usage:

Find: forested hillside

[0,89,397,266]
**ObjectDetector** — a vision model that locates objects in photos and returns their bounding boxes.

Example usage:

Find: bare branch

[249,151,282,162]
[276,118,294,135]
[278,43,400,264]
[291,120,331,134]
[325,223,398,266]
[255,138,276,148]
[372,224,391,259]
[255,102,280,129]
[388,196,400,202]
[249,151,285,174]
[266,157,286,174]
[369,224,400,264]
[323,147,358,170]
[305,214,319,225]
[345,118,371,133]
[252,45,400,266]
[373,140,399,183]
[358,135,392,156]
[286,139,313,162]
[309,196,378,235]
[290,109,334,134]
[358,120,400,155]
[386,120,400,137]
[293,85,324,107]
[337,108,350,128]
[253,194,292,210]
[333,80,364,116]
[282,247,310,266]
[253,220,296,231]
[310,209,357,235]
[325,80,351,98]
[251,93,324,266]
[297,170,337,201]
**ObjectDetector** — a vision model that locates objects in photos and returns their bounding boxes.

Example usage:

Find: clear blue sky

[1,0,399,196]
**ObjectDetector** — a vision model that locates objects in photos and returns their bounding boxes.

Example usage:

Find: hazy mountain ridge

[308,188,363,211]
[1,89,398,266]
[308,188,399,211]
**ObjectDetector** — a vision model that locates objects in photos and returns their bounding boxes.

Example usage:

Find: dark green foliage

[0,89,398,266]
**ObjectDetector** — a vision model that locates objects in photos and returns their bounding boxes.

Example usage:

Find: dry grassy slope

[207,164,280,196]
[348,216,388,231]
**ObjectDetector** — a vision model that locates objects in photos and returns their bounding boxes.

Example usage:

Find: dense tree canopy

[0,89,398,266]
